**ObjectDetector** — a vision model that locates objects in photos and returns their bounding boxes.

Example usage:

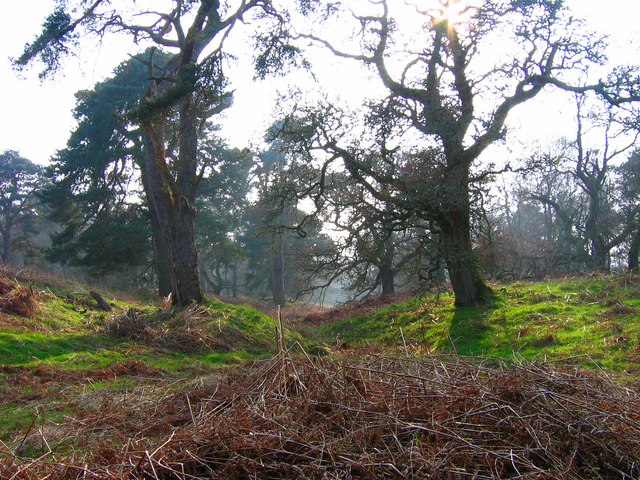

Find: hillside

[1,268,640,479]
[308,274,640,374]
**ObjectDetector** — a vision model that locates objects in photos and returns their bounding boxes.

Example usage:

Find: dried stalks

[105,305,262,353]
[0,277,38,316]
[2,353,640,479]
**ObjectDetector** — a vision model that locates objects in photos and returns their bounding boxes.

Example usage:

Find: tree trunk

[430,165,491,306]
[140,118,203,305]
[629,226,640,272]
[439,217,491,306]
[2,229,11,265]
[584,194,610,272]
[271,241,285,307]
[170,201,203,304]
[590,236,609,272]
[151,224,172,297]
[380,239,395,295]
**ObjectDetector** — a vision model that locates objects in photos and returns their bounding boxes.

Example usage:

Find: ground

[1,266,640,479]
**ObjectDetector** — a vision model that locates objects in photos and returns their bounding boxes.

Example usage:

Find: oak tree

[289,0,640,305]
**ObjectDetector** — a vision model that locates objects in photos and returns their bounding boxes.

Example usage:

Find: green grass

[0,277,309,441]
[0,282,307,373]
[2,269,640,471]
[315,274,640,373]
[3,270,640,447]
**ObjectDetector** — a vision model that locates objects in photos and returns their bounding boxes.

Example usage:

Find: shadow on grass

[0,332,113,365]
[444,293,501,356]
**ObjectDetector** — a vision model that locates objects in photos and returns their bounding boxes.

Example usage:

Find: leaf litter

[1,351,639,479]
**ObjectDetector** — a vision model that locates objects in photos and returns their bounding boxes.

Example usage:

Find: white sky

[0,0,638,165]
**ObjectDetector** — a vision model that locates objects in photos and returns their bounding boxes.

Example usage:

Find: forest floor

[1,267,640,479]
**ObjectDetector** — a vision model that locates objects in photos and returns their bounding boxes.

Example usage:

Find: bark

[435,173,491,306]
[171,197,203,304]
[271,242,286,307]
[584,194,610,272]
[140,123,204,305]
[439,216,491,306]
[89,291,112,311]
[589,238,609,272]
[151,224,172,297]
[629,227,640,272]
[380,240,395,295]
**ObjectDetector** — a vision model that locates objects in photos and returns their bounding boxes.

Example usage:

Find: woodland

[2,0,640,307]
[2,0,640,478]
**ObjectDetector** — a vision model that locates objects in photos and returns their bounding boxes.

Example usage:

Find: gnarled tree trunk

[435,171,491,306]
[380,239,396,295]
[141,113,204,305]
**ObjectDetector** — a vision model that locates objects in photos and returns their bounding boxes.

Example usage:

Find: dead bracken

[1,353,639,479]
[0,277,38,317]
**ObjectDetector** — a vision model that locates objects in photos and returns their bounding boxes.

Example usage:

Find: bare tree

[288,0,639,305]
[617,150,640,271]
[526,97,638,272]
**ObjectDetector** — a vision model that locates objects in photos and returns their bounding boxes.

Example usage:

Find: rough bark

[439,217,491,306]
[141,126,204,305]
[435,174,491,306]
[89,291,112,311]
[380,240,395,295]
[584,193,610,271]
[151,227,172,298]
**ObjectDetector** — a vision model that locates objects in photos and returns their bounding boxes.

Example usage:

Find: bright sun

[407,0,476,30]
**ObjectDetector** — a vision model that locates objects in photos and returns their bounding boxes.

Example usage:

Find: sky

[0,0,638,165]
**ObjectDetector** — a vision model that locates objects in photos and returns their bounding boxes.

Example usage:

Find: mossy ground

[314,274,640,373]
[0,273,306,442]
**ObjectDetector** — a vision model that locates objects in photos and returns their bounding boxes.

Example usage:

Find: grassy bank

[313,274,640,373]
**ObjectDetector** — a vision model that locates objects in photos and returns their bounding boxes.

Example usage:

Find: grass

[0,269,312,439]
[2,268,640,464]
[314,273,640,373]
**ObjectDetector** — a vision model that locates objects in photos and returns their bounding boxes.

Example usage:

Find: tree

[242,140,338,304]
[618,150,640,271]
[525,98,637,272]
[0,151,43,265]
[287,0,640,305]
[15,0,287,305]
[40,55,157,280]
[302,168,440,298]
[568,99,637,270]
[195,142,255,296]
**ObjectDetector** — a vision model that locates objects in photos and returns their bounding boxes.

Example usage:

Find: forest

[2,0,640,478]
[1,0,638,308]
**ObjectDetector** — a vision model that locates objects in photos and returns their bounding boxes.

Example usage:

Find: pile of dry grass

[106,307,156,341]
[2,353,639,479]
[106,305,239,353]
[0,277,37,316]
